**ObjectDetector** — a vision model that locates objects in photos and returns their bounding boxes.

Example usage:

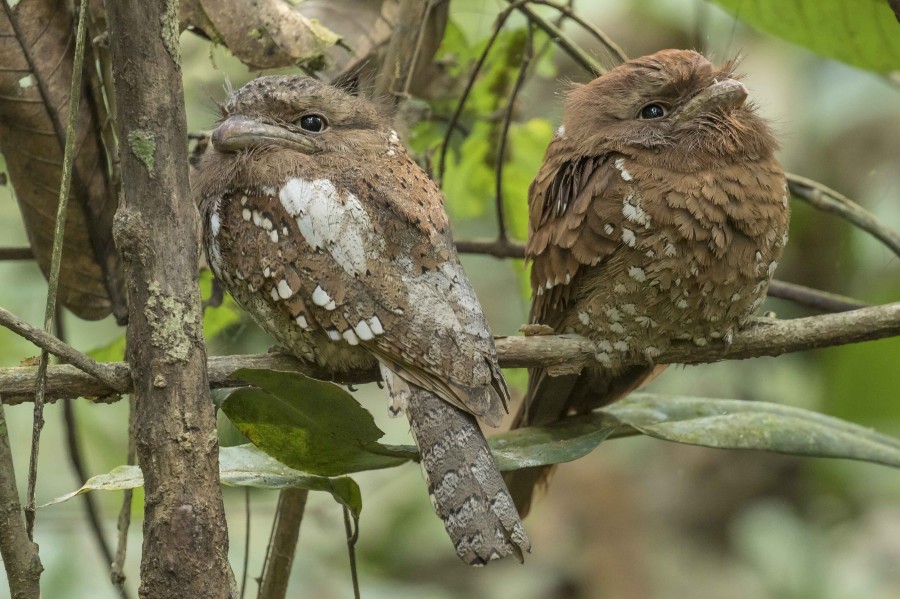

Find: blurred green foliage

[709,0,900,74]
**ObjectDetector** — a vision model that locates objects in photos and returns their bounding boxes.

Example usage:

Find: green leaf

[489,413,622,471]
[40,445,363,517]
[708,0,900,74]
[220,444,361,517]
[604,393,900,467]
[222,369,411,476]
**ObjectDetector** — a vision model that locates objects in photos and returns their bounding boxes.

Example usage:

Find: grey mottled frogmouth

[195,76,529,564]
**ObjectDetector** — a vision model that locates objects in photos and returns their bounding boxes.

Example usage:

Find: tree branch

[0,306,128,392]
[1,303,896,404]
[0,399,42,599]
[257,489,309,599]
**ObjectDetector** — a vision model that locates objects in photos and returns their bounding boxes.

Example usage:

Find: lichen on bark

[145,281,199,363]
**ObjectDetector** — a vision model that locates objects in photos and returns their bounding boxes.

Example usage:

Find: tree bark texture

[104,1,231,597]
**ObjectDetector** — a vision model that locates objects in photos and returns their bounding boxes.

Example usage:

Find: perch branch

[0,306,127,392]
[1,303,896,404]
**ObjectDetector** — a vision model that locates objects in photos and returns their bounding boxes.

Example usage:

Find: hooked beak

[674,78,748,124]
[212,115,319,154]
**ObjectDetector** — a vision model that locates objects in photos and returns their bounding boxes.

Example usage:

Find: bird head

[211,75,390,159]
[562,50,777,166]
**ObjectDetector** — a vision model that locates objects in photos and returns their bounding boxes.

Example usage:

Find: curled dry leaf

[0,0,125,321]
[179,0,447,91]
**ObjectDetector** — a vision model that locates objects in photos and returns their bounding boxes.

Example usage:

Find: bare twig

[437,0,529,182]
[55,310,129,599]
[110,395,136,593]
[0,306,127,392]
[525,0,627,66]
[26,0,90,540]
[0,247,33,260]
[1,303,897,403]
[455,237,527,259]
[343,507,360,599]
[767,280,869,313]
[257,489,309,599]
[240,488,251,599]
[514,3,604,76]
[0,396,43,599]
[494,24,534,242]
[787,173,900,259]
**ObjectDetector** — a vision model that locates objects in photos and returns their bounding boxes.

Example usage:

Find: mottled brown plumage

[506,50,790,514]
[194,76,528,565]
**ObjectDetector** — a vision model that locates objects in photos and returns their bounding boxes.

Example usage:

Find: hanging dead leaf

[178,0,447,93]
[0,0,126,322]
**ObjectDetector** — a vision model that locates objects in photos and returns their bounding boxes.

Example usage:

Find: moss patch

[127,130,156,175]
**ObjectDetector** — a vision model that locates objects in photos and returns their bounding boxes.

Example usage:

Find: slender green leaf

[222,369,410,476]
[604,393,900,467]
[489,413,622,471]
[708,0,900,74]
[40,444,362,517]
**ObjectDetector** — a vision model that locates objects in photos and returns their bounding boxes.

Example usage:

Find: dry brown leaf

[0,0,125,322]
[179,0,447,92]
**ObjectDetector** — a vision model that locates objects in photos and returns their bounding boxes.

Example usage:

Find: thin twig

[526,0,627,66]
[0,306,127,392]
[767,280,869,313]
[26,0,89,540]
[55,309,129,599]
[258,489,309,599]
[240,488,251,599]
[1,303,897,402]
[787,173,900,259]
[437,1,530,183]
[515,3,604,76]
[0,247,34,260]
[110,395,136,593]
[343,507,360,599]
[494,24,534,242]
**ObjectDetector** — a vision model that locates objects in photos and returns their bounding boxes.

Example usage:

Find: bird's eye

[639,104,667,120]
[298,114,327,132]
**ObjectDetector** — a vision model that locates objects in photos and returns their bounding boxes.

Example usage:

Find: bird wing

[527,141,629,326]
[212,153,508,425]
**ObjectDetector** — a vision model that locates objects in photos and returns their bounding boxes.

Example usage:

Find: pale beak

[674,78,748,124]
[212,115,319,154]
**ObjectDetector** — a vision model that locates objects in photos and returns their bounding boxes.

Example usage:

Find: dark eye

[298,114,327,132]
[639,104,667,119]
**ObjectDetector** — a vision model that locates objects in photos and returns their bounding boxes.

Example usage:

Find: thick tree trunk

[104,1,231,597]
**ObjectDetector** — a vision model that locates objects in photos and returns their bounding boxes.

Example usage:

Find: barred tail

[404,386,530,565]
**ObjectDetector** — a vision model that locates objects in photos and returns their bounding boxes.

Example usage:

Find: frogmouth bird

[506,50,790,514]
[194,76,529,565]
